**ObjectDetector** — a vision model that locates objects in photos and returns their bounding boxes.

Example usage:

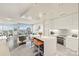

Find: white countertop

[0,36,7,40]
[31,35,56,41]
[66,36,78,39]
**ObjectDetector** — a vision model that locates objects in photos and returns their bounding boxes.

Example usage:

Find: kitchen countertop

[0,36,7,40]
[31,35,56,41]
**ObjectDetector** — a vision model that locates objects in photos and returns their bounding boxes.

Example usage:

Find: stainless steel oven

[57,36,65,45]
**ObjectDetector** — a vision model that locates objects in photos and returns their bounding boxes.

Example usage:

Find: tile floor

[10,44,34,56]
[55,44,78,56]
[10,44,78,56]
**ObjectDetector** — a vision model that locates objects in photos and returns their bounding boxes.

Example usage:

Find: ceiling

[25,3,78,20]
[0,3,33,18]
[0,3,78,24]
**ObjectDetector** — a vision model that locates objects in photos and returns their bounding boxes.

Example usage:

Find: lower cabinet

[66,37,78,52]
[0,40,10,56]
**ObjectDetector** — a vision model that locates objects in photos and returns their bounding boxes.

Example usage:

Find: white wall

[52,13,78,30]
[33,23,44,35]
[44,13,78,36]
[44,20,54,36]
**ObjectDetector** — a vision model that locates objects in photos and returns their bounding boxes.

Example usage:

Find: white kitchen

[0,3,78,56]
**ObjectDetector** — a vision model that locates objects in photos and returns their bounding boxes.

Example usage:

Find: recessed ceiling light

[21,15,26,19]
[5,18,11,20]
[39,13,43,18]
[21,15,33,20]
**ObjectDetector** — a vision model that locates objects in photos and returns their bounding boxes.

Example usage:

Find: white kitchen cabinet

[8,36,19,51]
[44,37,57,56]
[66,37,78,52]
[0,37,10,56]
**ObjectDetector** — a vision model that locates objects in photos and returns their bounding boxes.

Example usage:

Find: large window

[18,23,33,31]
[0,23,33,31]
[0,23,33,36]
[0,24,17,31]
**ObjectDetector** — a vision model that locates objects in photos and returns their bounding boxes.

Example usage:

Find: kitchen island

[32,35,57,56]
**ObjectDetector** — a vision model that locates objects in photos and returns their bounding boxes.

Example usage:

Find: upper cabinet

[51,13,78,30]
